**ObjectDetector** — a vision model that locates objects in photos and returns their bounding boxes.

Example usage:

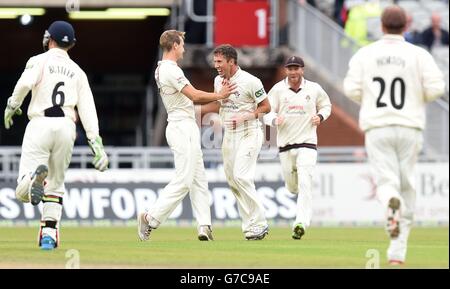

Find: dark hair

[159,30,185,52]
[381,5,407,34]
[213,44,238,64]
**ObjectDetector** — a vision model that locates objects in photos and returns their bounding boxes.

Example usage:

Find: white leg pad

[38,201,63,247]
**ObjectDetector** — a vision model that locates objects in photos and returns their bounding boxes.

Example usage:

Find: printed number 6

[52,81,65,107]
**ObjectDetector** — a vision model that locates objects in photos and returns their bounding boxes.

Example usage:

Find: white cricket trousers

[17,117,75,198]
[148,119,211,227]
[222,127,267,233]
[365,126,423,262]
[16,117,75,241]
[279,147,317,228]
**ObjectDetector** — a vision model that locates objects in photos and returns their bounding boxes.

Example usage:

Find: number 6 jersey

[343,34,445,131]
[7,48,99,140]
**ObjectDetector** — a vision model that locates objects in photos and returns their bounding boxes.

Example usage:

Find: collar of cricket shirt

[159,59,177,65]
[229,67,242,82]
[382,34,405,42]
[284,77,306,93]
[49,47,69,57]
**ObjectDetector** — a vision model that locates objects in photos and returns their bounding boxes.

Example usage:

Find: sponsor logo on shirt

[286,105,306,115]
[288,105,304,110]
[221,100,239,111]
[255,88,265,98]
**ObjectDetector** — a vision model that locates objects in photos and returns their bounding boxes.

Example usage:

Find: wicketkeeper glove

[4,99,22,129]
[88,136,109,172]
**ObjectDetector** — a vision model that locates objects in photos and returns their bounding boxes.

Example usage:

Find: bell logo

[62,36,69,42]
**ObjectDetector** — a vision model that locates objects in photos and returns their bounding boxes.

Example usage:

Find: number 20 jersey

[8,48,99,140]
[344,34,445,131]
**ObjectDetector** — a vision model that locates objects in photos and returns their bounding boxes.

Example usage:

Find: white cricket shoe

[386,197,401,239]
[137,212,153,241]
[388,259,404,266]
[198,225,214,241]
[30,165,48,206]
[245,225,269,240]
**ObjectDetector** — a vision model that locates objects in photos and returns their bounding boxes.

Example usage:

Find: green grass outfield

[0,227,447,269]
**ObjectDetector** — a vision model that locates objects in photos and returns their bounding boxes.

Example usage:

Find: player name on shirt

[49,65,75,79]
[376,56,406,68]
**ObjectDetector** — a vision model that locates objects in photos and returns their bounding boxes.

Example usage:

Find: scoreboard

[214,0,270,46]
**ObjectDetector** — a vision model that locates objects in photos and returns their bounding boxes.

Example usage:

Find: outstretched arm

[182,82,236,103]
[200,101,221,116]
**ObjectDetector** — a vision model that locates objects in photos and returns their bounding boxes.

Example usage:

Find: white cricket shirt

[214,68,267,133]
[155,60,194,122]
[344,34,445,131]
[8,48,100,140]
[265,78,332,147]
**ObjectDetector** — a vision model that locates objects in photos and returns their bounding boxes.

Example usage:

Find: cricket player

[264,56,331,240]
[344,6,445,265]
[4,21,108,250]
[201,44,271,240]
[137,30,236,241]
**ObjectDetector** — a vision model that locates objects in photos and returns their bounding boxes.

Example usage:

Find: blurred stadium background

[0,0,448,245]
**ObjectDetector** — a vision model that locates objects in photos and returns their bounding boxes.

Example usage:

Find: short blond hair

[159,30,185,52]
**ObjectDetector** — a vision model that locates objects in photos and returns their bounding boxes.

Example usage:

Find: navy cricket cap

[284,56,304,67]
[47,21,76,46]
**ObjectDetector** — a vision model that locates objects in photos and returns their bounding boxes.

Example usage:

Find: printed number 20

[373,77,405,110]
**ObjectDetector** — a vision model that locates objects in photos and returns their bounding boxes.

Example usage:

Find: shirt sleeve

[251,78,268,104]
[77,71,100,141]
[8,56,42,109]
[263,85,279,126]
[316,85,332,121]
[420,49,446,103]
[167,66,191,92]
[214,76,223,105]
[343,51,363,104]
